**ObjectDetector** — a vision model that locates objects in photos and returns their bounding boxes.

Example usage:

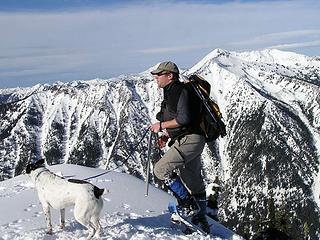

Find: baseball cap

[151,61,179,75]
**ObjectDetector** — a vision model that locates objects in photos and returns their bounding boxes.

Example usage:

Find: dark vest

[156,80,203,141]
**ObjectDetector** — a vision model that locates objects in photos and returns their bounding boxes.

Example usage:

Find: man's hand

[150,122,161,133]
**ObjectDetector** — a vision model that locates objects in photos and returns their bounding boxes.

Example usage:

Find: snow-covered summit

[189,48,320,74]
[0,164,241,239]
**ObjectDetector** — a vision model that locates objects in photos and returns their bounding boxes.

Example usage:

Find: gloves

[157,135,169,149]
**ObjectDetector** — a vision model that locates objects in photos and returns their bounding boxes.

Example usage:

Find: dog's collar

[34,168,49,182]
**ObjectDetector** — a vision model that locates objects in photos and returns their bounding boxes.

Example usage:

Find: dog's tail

[94,186,105,199]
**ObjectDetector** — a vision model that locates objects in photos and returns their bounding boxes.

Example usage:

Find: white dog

[26,159,104,239]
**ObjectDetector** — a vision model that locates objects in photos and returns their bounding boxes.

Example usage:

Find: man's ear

[168,72,174,80]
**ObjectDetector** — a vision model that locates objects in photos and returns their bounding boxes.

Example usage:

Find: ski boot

[191,193,210,234]
[165,176,200,217]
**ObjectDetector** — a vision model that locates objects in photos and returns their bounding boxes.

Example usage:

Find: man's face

[153,71,173,88]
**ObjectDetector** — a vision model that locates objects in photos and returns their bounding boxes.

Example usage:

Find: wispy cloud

[136,44,211,54]
[263,30,320,40]
[267,40,320,50]
[232,30,320,46]
[0,47,86,60]
[0,0,320,88]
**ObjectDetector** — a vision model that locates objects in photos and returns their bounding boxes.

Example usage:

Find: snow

[0,164,242,240]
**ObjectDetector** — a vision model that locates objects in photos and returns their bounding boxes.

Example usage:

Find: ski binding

[168,201,207,235]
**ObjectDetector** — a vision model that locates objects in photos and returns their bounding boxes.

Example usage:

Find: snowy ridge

[0,48,320,239]
[0,164,241,239]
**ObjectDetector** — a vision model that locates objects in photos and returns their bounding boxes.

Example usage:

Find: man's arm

[150,88,190,133]
[150,118,181,133]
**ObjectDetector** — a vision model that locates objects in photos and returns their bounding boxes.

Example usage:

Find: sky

[0,0,320,89]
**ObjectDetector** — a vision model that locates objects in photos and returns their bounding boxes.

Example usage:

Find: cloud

[267,40,320,50]
[0,0,320,88]
[231,30,320,46]
[0,47,86,60]
[135,44,211,54]
[263,30,320,40]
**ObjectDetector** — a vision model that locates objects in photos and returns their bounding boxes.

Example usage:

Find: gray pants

[154,134,206,195]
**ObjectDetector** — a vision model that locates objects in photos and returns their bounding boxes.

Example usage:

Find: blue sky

[0,0,320,89]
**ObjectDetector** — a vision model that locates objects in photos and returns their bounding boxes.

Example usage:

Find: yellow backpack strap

[209,100,222,119]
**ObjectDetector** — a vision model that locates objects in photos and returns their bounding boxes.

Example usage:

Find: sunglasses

[154,71,170,76]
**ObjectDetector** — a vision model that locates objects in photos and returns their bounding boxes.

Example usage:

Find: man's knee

[154,161,168,181]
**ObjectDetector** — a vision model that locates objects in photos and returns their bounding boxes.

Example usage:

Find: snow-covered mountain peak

[234,48,320,69]
[190,48,320,75]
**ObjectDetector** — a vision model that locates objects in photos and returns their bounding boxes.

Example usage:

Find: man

[150,61,210,233]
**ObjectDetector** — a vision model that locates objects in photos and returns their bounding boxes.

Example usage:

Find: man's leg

[154,134,207,215]
[154,144,185,182]
[174,134,210,233]
[173,134,206,195]
[154,144,192,202]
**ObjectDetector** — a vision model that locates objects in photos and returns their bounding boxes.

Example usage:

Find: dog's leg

[79,219,95,240]
[88,222,97,240]
[42,203,53,235]
[74,211,96,239]
[60,208,65,229]
[92,197,103,238]
[91,218,102,239]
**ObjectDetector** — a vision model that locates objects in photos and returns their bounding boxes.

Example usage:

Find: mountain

[0,164,240,239]
[187,49,320,239]
[0,48,319,239]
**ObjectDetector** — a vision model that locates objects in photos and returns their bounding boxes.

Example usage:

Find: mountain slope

[0,164,240,239]
[0,77,161,181]
[187,49,320,238]
[0,48,319,239]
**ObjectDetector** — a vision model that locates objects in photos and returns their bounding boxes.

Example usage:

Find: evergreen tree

[253,192,292,240]
[274,200,292,235]
[267,194,276,228]
[303,222,310,240]
[243,224,250,240]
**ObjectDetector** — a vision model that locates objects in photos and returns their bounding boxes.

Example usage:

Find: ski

[168,201,208,235]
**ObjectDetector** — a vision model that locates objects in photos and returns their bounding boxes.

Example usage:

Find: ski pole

[145,130,153,196]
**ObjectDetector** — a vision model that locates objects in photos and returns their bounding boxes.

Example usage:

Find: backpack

[184,74,227,142]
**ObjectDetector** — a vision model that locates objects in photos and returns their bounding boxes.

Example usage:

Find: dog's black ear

[26,158,45,174]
